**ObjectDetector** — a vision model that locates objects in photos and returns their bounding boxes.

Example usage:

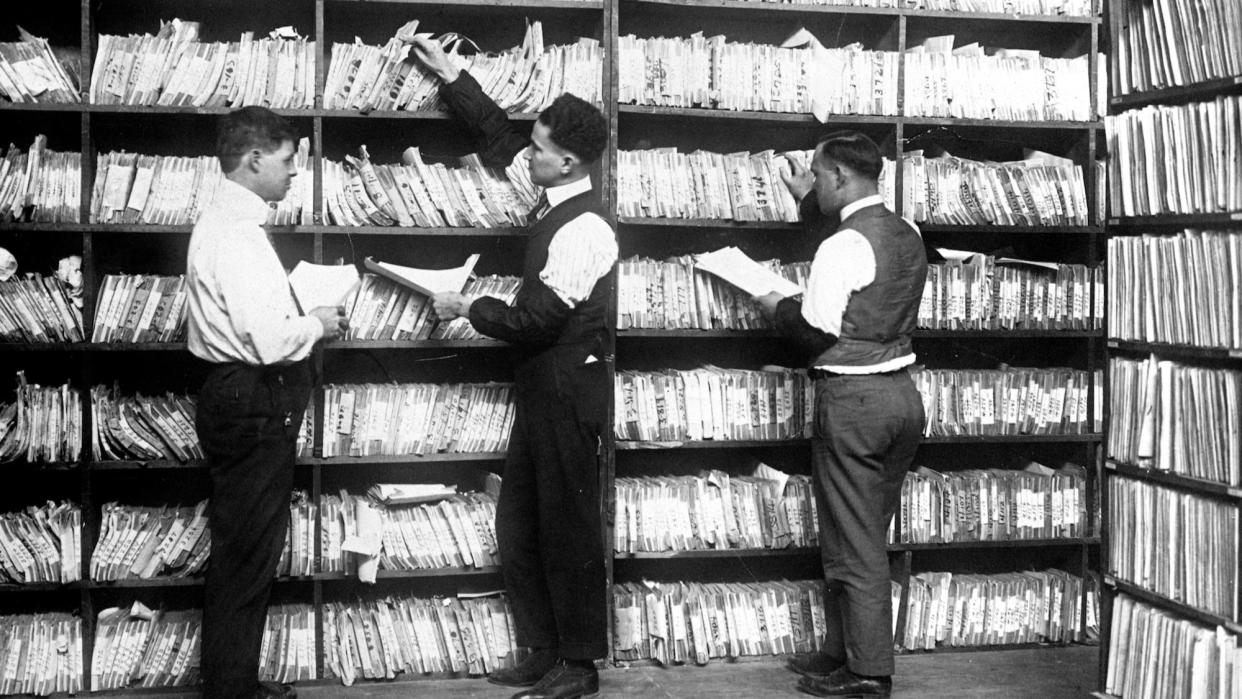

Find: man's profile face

[811,146,843,216]
[526,121,571,188]
[252,138,297,203]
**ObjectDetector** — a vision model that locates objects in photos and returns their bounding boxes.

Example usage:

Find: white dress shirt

[802,194,921,374]
[186,179,323,365]
[535,174,618,308]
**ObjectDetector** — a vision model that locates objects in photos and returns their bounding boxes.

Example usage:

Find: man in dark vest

[409,38,615,699]
[756,131,927,698]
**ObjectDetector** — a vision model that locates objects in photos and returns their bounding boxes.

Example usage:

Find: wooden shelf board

[303,224,527,236]
[1110,75,1242,110]
[1105,460,1242,500]
[1104,576,1242,634]
[315,567,502,581]
[331,339,507,349]
[329,0,602,8]
[616,439,810,450]
[1107,211,1242,227]
[921,433,1101,444]
[306,452,507,465]
[917,224,1102,234]
[1106,340,1242,361]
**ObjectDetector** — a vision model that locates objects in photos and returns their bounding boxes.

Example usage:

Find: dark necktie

[530,192,550,222]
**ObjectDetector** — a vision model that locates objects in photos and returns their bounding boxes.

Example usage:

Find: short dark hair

[816,130,884,181]
[538,93,607,165]
[216,106,297,173]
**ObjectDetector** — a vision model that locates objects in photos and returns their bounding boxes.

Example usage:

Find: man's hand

[310,306,348,341]
[432,292,473,321]
[753,292,785,321]
[781,155,814,203]
[404,36,461,84]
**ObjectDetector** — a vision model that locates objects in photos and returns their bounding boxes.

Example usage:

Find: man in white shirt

[408,38,616,699]
[186,106,346,699]
[756,131,927,698]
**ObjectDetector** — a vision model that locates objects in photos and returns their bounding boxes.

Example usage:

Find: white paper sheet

[694,247,803,298]
[288,261,360,310]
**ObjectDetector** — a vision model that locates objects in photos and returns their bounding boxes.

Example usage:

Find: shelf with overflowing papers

[1106,461,1242,501]
[616,439,811,451]
[313,567,503,582]
[1103,576,1242,634]
[624,0,1101,24]
[1109,75,1242,110]
[1105,340,1242,362]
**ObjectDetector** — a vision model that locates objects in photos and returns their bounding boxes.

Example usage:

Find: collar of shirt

[839,194,886,222]
[212,178,275,226]
[545,174,593,208]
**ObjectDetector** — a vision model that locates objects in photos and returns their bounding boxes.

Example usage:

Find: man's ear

[560,153,577,175]
[247,148,264,172]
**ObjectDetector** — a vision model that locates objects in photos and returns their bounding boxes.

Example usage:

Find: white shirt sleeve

[800,229,876,337]
[212,227,323,364]
[539,212,618,307]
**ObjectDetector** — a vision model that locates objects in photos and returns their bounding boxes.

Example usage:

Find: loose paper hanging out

[364,254,480,297]
[694,247,804,298]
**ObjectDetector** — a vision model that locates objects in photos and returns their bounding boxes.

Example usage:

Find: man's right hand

[404,36,461,84]
[781,155,815,203]
[310,306,348,341]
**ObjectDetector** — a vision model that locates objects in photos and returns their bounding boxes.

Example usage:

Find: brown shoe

[489,648,558,687]
[797,667,892,697]
[510,661,599,699]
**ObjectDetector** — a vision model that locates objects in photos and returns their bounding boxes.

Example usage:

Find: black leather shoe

[787,650,845,678]
[489,649,559,687]
[254,681,297,698]
[797,667,892,697]
[510,661,600,699]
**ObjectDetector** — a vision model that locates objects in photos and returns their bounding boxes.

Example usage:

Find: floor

[119,646,1101,698]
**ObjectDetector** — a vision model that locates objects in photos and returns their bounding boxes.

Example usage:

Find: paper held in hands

[364,254,480,297]
[288,261,361,310]
[694,246,804,298]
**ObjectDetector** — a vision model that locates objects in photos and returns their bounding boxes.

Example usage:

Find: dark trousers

[196,361,313,699]
[812,370,923,677]
[497,354,609,660]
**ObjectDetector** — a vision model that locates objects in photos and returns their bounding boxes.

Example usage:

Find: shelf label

[1107,340,1119,348]
[1230,350,1242,359]
[1231,213,1242,221]
[1108,219,1119,225]
[1229,488,1242,499]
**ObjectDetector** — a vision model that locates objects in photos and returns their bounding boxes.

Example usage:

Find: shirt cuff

[304,315,326,341]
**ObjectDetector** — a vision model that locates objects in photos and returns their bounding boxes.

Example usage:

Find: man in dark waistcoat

[756,131,928,698]
[409,37,616,699]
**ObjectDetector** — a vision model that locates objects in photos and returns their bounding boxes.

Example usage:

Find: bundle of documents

[618,148,895,221]
[429,275,522,340]
[1107,96,1242,217]
[1107,230,1242,349]
[90,604,201,691]
[1108,356,1242,486]
[257,605,317,684]
[891,462,1087,544]
[91,138,311,225]
[0,372,82,464]
[323,146,535,228]
[902,150,1089,226]
[900,569,1096,650]
[746,0,1095,15]
[618,255,809,331]
[0,613,83,696]
[904,37,1093,121]
[920,254,1102,330]
[1112,0,1242,97]
[0,501,80,584]
[320,490,497,578]
[0,28,80,104]
[614,367,813,442]
[911,366,1102,437]
[90,19,315,108]
[1106,595,1242,699]
[89,501,210,582]
[321,382,515,457]
[322,594,517,684]
[277,491,316,578]
[323,20,600,113]
[0,136,81,223]
[91,274,187,343]
[0,275,84,343]
[340,274,438,341]
[614,466,817,553]
[618,32,898,118]
[612,579,827,664]
[1108,477,1238,620]
[90,387,201,463]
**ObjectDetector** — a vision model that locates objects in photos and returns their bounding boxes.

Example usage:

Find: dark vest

[812,203,927,368]
[521,190,615,359]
